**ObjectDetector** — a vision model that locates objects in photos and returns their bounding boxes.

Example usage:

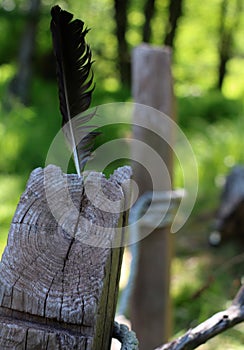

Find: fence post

[130,44,175,349]
[0,164,131,350]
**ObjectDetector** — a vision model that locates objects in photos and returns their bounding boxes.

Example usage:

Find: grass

[175,106,244,216]
[170,217,244,348]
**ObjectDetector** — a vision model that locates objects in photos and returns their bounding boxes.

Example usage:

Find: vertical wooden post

[0,165,131,350]
[130,44,175,349]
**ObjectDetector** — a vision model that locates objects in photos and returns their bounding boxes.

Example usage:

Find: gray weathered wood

[213,165,244,243]
[131,44,175,349]
[0,164,132,349]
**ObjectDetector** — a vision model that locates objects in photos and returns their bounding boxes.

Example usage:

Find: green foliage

[1,0,243,97]
[192,115,244,211]
[178,91,243,128]
[0,76,60,173]
[0,12,22,64]
[174,110,244,217]
[0,63,132,175]
[0,174,26,257]
[171,229,244,348]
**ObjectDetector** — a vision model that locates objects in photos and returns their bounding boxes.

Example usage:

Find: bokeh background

[0,0,243,348]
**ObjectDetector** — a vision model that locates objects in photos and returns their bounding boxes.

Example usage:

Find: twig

[155,285,244,350]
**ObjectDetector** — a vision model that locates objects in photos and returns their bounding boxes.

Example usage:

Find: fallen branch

[155,285,244,350]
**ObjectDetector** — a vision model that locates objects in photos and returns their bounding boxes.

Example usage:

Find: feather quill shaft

[50,5,97,176]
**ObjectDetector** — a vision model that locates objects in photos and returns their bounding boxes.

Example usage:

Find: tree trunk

[142,0,156,43]
[164,0,183,48]
[114,0,131,86]
[0,165,132,349]
[216,0,242,90]
[9,0,41,105]
[217,0,231,90]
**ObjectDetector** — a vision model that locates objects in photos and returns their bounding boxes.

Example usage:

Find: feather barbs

[51,5,98,176]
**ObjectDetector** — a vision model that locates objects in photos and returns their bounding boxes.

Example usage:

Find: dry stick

[155,284,244,350]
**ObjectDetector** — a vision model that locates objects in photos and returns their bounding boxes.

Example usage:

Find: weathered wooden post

[0,164,132,349]
[130,44,175,349]
[210,165,244,245]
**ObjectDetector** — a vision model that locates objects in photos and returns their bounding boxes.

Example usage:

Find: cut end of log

[0,165,132,349]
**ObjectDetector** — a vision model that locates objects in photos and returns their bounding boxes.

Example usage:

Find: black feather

[50,5,98,175]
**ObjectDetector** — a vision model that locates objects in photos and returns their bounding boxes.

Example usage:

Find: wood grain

[0,164,132,349]
[131,44,175,349]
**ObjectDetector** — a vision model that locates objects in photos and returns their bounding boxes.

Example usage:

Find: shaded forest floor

[168,212,243,348]
[118,209,244,349]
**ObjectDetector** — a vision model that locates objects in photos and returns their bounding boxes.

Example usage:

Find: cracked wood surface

[0,165,132,349]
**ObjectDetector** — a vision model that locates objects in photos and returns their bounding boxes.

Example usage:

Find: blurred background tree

[216,0,243,90]
[163,0,183,48]
[1,0,243,101]
[0,0,243,348]
[114,0,131,86]
[0,0,242,179]
[8,0,41,104]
